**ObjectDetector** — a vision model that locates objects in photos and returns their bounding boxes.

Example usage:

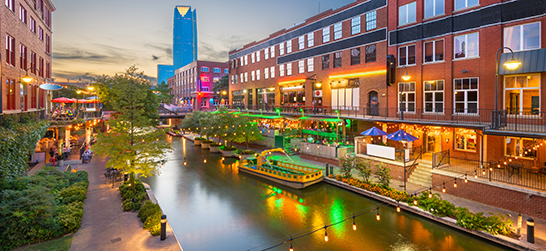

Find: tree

[231,117,264,149]
[155,81,174,105]
[92,66,171,190]
[212,75,229,93]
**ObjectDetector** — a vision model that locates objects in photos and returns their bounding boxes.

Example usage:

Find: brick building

[169,60,229,110]
[1,0,54,116]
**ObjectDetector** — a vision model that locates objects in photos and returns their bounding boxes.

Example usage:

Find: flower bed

[330,174,409,202]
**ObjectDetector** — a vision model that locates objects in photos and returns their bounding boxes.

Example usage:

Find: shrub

[223,146,237,151]
[374,162,392,188]
[194,137,206,141]
[415,192,456,217]
[355,159,372,182]
[138,200,161,222]
[58,182,88,204]
[239,149,256,155]
[143,210,162,234]
[338,154,356,178]
[210,142,222,147]
[56,201,84,233]
[485,212,515,236]
[119,179,147,211]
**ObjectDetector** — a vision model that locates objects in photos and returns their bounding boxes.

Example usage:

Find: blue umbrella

[360,126,388,136]
[387,130,418,142]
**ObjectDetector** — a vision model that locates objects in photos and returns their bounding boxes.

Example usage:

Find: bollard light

[160,215,167,241]
[527,218,535,243]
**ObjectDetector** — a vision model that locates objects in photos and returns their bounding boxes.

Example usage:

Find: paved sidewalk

[70,157,182,251]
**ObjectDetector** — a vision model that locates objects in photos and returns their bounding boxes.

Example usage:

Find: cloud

[198,41,228,62]
[145,43,173,59]
[152,55,159,60]
[53,43,135,64]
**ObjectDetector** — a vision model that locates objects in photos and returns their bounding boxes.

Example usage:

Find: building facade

[1,0,54,116]
[157,64,174,86]
[170,60,228,110]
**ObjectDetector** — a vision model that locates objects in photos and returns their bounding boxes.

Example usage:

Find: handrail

[406,151,422,175]
[433,149,450,168]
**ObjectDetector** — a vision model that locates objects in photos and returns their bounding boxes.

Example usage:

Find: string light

[396,201,401,213]
[453,179,457,188]
[442,183,446,193]
[203,156,207,163]
[184,158,187,166]
[474,170,478,178]
[413,197,418,205]
[464,174,468,183]
[289,240,293,251]
[324,227,328,242]
[376,208,380,221]
[352,215,357,230]
[482,169,486,175]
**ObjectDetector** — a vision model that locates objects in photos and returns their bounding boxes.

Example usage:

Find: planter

[239,154,254,160]
[194,139,202,146]
[221,150,237,157]
[210,145,222,153]
[201,142,211,149]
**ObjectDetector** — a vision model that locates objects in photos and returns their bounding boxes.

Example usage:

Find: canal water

[141,137,511,251]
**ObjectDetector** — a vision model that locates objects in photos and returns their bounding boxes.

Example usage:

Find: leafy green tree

[156,81,174,104]
[212,75,229,93]
[231,117,263,149]
[180,110,207,135]
[92,66,171,190]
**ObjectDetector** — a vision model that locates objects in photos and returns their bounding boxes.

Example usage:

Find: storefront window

[232,90,245,107]
[281,90,305,106]
[257,88,275,108]
[454,128,476,152]
[505,137,536,158]
[504,74,540,115]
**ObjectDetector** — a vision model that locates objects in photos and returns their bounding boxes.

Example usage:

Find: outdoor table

[507,163,523,177]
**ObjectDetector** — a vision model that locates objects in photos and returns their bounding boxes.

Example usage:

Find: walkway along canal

[140,137,512,251]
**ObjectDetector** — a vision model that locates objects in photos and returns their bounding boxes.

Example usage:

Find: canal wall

[324,177,541,251]
[433,170,546,220]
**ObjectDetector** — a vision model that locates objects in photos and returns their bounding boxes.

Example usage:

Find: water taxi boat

[238,148,324,189]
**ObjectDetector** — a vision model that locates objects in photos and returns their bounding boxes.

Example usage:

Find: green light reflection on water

[329,198,348,239]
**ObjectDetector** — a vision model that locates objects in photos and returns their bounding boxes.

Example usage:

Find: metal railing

[433,150,450,168]
[492,110,546,133]
[438,157,546,191]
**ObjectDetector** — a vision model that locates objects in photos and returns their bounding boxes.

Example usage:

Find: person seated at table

[66,108,74,118]
[52,108,60,118]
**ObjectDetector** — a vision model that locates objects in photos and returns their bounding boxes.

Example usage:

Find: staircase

[407,160,433,187]
[284,147,296,156]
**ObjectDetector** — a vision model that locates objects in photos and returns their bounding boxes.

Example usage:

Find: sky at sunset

[51,0,354,83]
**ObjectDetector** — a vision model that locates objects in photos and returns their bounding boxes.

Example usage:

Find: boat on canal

[238,148,323,189]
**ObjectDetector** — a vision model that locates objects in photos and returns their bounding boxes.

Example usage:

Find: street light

[494,47,521,128]
[21,67,42,109]
[401,65,411,81]
[400,66,411,120]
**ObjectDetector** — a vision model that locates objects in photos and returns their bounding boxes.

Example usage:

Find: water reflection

[141,138,510,251]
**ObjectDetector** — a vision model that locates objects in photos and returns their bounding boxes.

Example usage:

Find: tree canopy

[155,81,174,105]
[212,75,229,93]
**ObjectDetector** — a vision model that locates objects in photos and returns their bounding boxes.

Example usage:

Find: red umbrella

[51,97,76,103]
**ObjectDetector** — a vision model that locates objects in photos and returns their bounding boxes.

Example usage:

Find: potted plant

[209,142,222,153]
[238,149,256,160]
[194,137,205,146]
[221,146,238,157]
[201,139,213,149]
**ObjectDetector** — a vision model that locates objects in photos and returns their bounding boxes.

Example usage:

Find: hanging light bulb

[413,198,418,205]
[482,169,486,175]
[222,157,225,161]
[203,156,207,163]
[442,183,446,193]
[352,215,357,230]
[324,227,328,242]
[464,174,468,183]
[474,170,478,178]
[376,208,380,221]
[428,189,433,198]
[289,241,294,251]
[396,201,401,213]
[184,158,187,166]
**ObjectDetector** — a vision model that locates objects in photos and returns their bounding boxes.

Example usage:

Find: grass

[14,235,73,251]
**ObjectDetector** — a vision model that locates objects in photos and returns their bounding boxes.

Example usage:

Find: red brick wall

[433,173,546,220]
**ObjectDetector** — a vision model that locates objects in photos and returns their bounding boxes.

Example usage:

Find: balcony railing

[228,105,546,134]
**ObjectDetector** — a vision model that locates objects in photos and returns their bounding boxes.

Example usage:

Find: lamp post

[21,67,42,110]
[400,66,411,120]
[494,47,521,128]
[402,139,407,192]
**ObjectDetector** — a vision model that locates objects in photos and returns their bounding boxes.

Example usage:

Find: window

[365,44,376,63]
[424,80,444,112]
[244,55,248,65]
[256,69,260,80]
[19,5,27,24]
[504,22,540,52]
[504,75,540,115]
[454,77,478,114]
[454,0,479,11]
[299,36,305,50]
[351,16,361,35]
[399,2,416,26]
[279,43,285,55]
[286,40,292,53]
[19,44,27,70]
[264,68,269,79]
[201,67,209,72]
[224,68,229,74]
[251,71,255,81]
[279,64,285,77]
[5,0,14,12]
[455,129,477,152]
[231,75,235,84]
[333,52,342,68]
[5,35,15,66]
[454,32,478,59]
[424,0,444,19]
[351,48,360,65]
[298,60,304,73]
[30,17,36,33]
[270,46,275,58]
[240,73,243,83]
[38,27,43,41]
[6,78,15,110]
[270,66,275,78]
[251,53,255,63]
[424,40,444,62]
[322,27,330,43]
[256,51,260,62]
[307,58,314,72]
[264,48,269,60]
[334,23,342,40]
[45,35,50,54]
[308,33,314,47]
[366,11,377,31]
[244,72,248,82]
[399,45,416,66]
[213,68,221,73]
[286,63,292,75]
[202,86,209,92]
[399,82,416,112]
[322,55,330,70]
[505,137,536,158]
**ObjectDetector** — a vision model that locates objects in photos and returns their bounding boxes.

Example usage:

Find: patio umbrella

[387,129,418,142]
[51,97,76,103]
[360,126,388,136]
[39,83,63,91]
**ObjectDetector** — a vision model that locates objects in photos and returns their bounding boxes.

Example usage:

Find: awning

[499,48,546,75]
